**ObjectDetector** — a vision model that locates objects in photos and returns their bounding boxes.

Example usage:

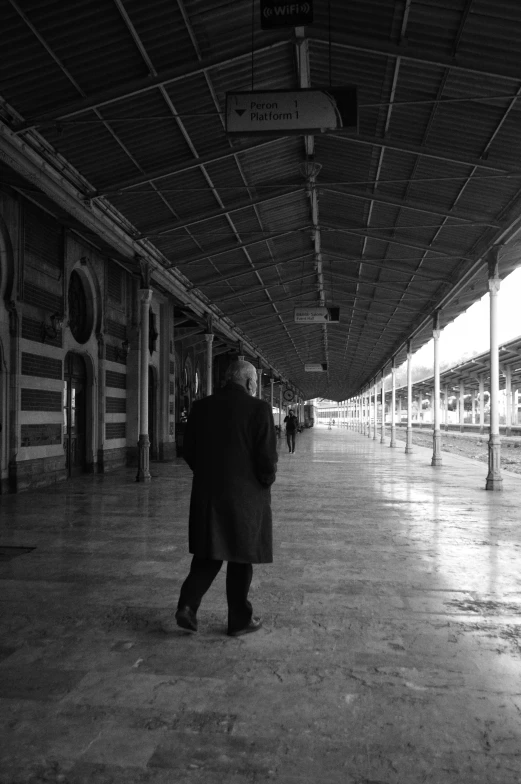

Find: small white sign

[294,307,340,323]
[305,363,328,372]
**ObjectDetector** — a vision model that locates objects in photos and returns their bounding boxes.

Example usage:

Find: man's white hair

[225,359,257,385]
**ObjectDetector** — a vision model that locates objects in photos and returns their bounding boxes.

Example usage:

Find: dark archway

[63,352,88,477]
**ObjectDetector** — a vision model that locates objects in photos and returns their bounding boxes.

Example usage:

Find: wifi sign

[260,0,314,29]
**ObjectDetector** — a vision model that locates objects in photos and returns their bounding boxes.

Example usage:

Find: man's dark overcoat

[183,382,278,564]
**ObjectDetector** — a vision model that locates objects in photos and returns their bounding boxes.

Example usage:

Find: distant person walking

[284,409,299,453]
[175,360,278,637]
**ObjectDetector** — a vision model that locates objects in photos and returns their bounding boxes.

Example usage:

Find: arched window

[68,269,93,344]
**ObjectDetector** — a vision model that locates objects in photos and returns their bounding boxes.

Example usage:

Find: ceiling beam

[182,333,210,350]
[324,250,449,282]
[216,270,317,304]
[98,137,288,194]
[16,40,288,131]
[310,33,521,83]
[189,252,314,289]
[328,132,510,174]
[165,226,311,268]
[320,186,500,227]
[240,306,299,326]
[226,287,317,318]
[138,187,304,237]
[329,269,432,297]
[113,0,157,77]
[294,25,328,379]
[174,327,206,342]
[321,221,465,257]
[213,345,234,357]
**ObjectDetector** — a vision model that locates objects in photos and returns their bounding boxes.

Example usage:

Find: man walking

[175,360,278,637]
[284,409,298,453]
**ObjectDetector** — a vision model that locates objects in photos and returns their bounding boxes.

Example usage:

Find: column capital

[137,257,152,288]
[487,246,501,279]
[433,328,441,340]
[138,287,153,304]
[204,332,214,344]
[488,277,501,295]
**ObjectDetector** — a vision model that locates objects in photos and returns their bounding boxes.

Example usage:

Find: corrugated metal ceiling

[1,0,521,400]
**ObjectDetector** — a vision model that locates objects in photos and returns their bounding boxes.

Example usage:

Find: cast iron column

[505,364,512,436]
[372,376,378,441]
[278,385,282,430]
[270,377,274,412]
[367,385,372,438]
[136,288,152,483]
[405,341,413,453]
[380,372,386,444]
[486,258,503,490]
[390,358,397,447]
[205,333,214,397]
[431,312,442,466]
[257,365,262,399]
[479,374,485,434]
[373,376,378,441]
[459,379,465,432]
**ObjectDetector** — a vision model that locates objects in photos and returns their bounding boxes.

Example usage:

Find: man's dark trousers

[286,431,296,452]
[178,556,253,633]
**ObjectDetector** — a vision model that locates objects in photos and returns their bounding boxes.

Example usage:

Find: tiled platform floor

[1,426,521,783]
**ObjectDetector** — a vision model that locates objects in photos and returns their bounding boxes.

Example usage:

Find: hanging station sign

[260,0,313,29]
[225,88,357,135]
[294,306,340,323]
[305,363,328,372]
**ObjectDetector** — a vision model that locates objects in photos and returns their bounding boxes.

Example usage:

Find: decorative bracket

[138,256,152,289]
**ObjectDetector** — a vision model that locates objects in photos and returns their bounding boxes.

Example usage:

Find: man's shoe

[227,617,262,637]
[175,605,198,633]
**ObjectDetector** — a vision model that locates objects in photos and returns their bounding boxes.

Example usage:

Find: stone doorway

[63,352,88,477]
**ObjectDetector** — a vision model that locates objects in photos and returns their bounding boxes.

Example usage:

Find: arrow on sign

[235,109,246,117]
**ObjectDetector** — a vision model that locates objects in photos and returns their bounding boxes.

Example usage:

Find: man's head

[289,409,294,415]
[225,360,258,396]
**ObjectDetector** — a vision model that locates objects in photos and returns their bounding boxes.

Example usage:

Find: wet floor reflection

[1,426,521,782]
